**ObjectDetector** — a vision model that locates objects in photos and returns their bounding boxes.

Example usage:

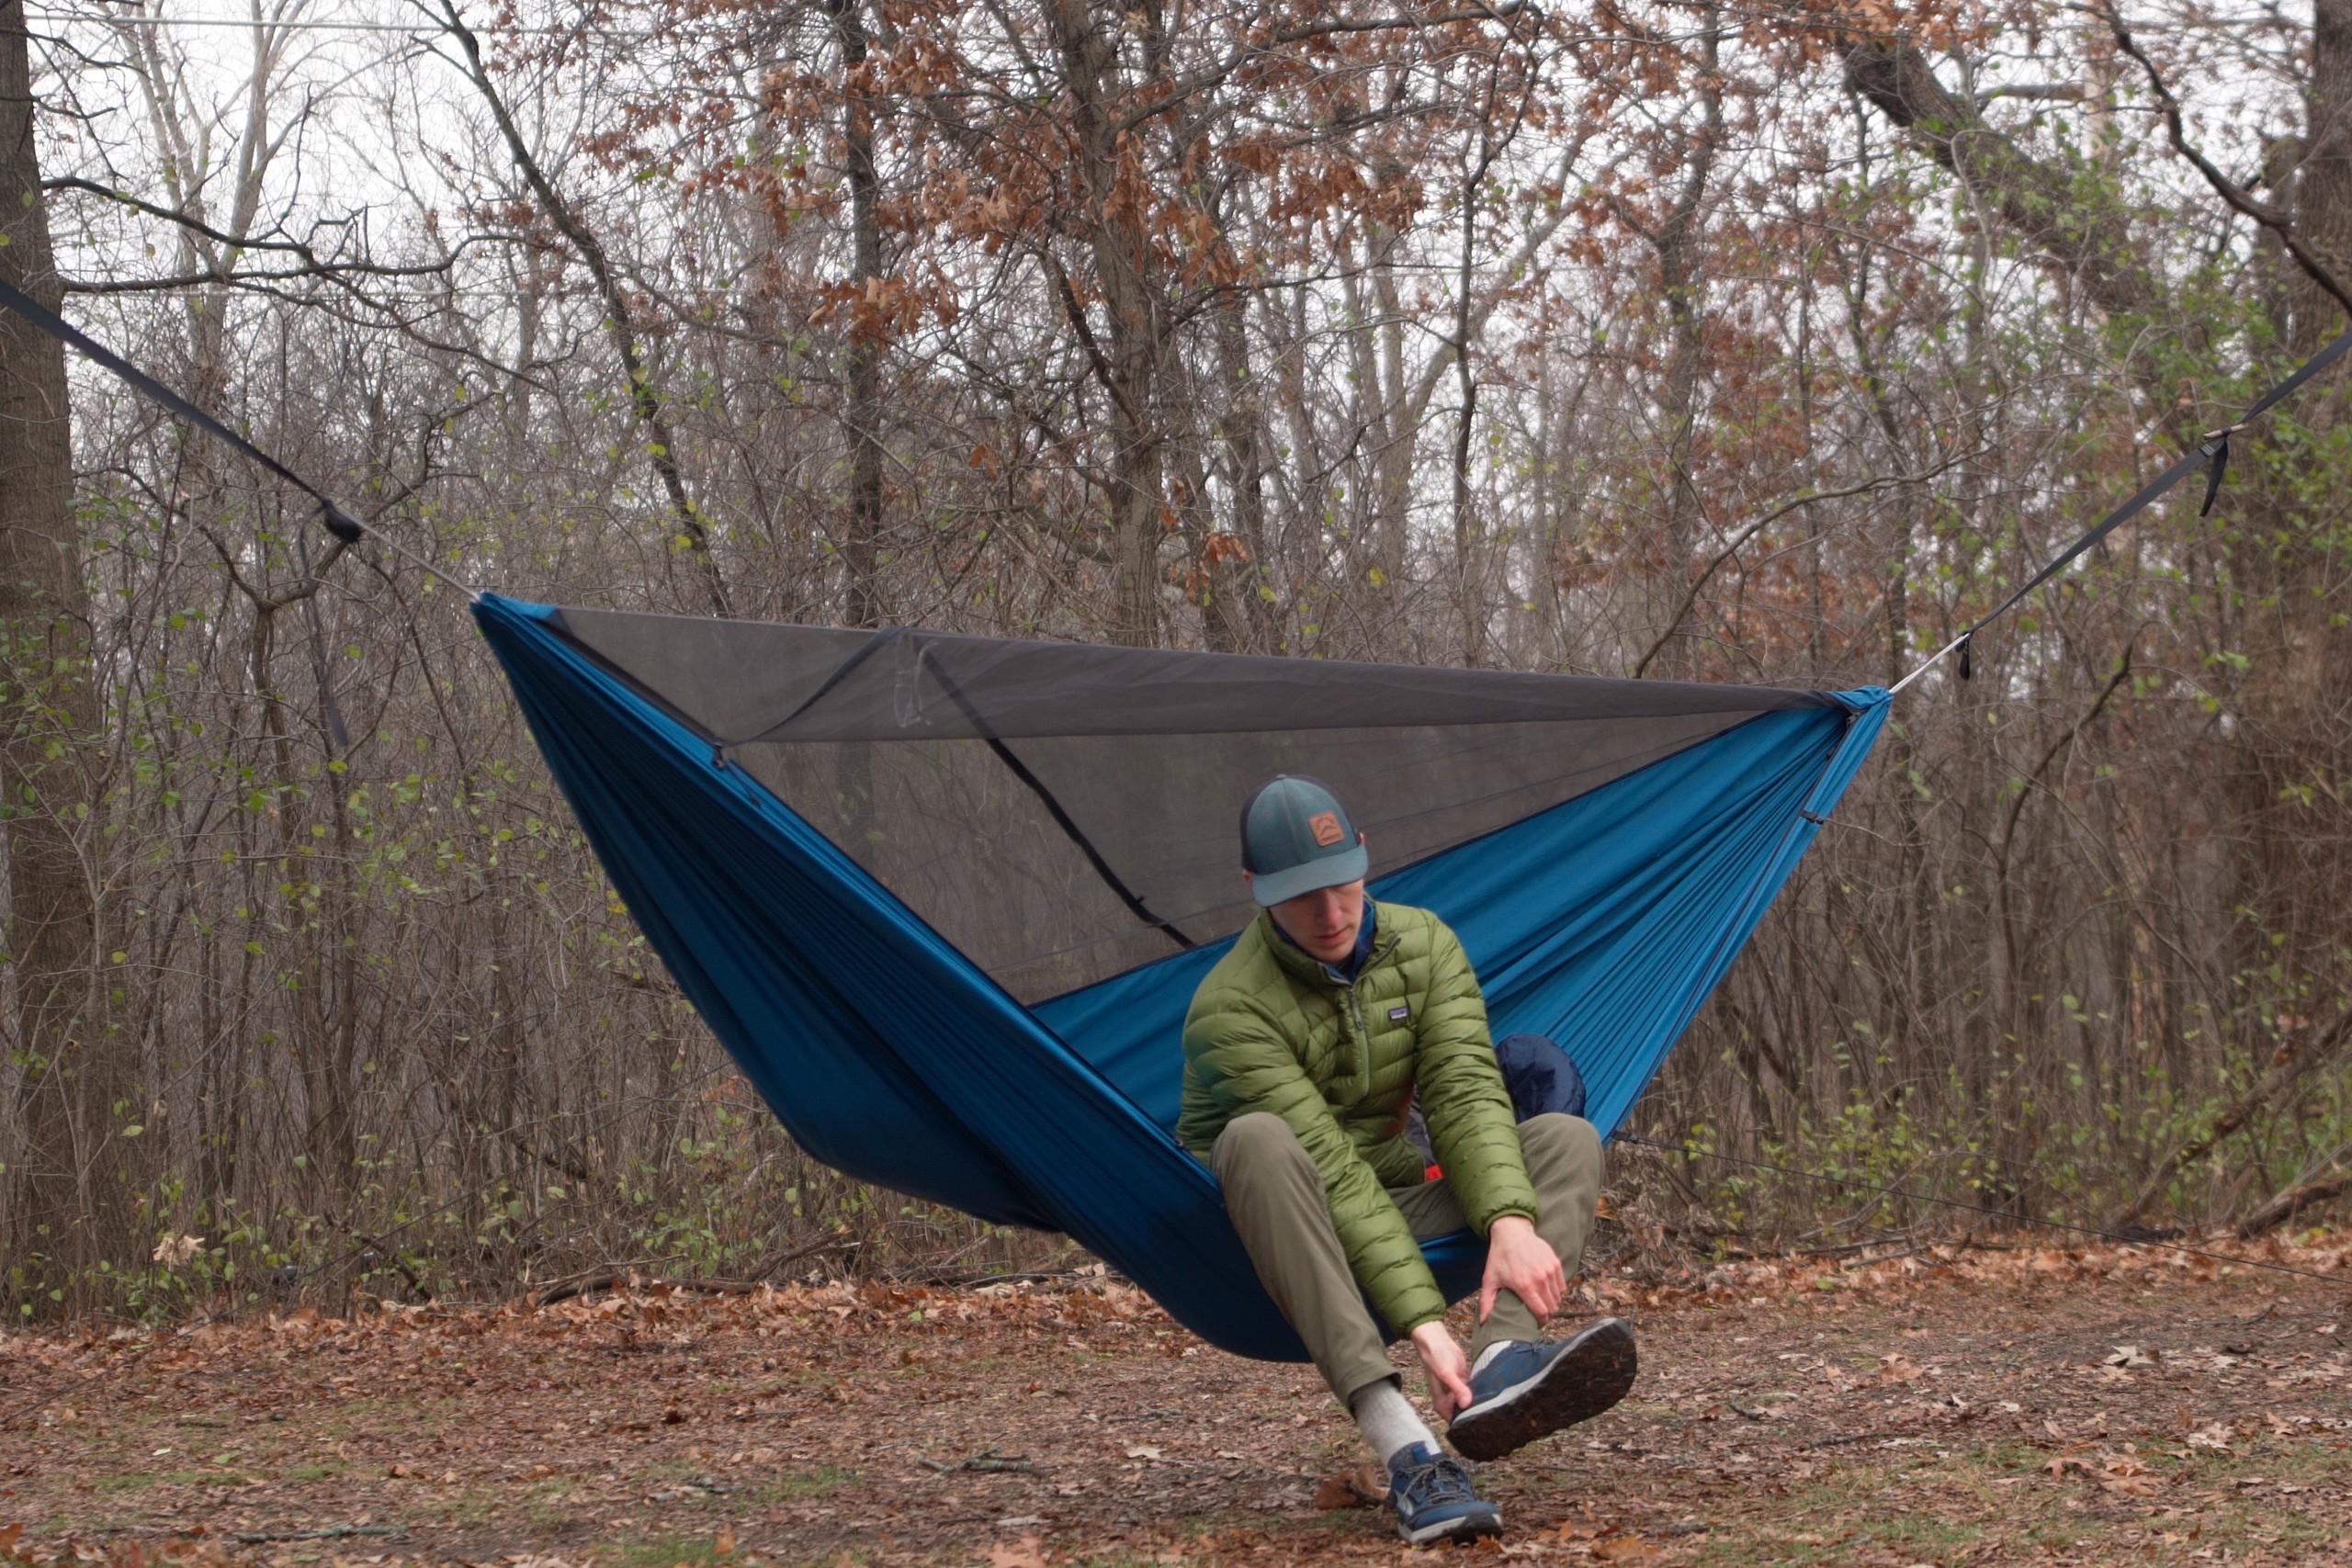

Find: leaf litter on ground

[5,1234,2352,1563]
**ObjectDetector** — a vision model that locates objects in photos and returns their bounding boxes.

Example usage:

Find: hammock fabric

[475,594,1887,1361]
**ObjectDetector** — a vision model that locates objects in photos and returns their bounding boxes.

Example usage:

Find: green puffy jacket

[1176,900,1535,1334]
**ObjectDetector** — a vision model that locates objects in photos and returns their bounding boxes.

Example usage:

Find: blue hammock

[475,593,1886,1361]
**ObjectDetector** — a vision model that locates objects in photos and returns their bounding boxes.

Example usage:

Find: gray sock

[1348,1377,1437,1465]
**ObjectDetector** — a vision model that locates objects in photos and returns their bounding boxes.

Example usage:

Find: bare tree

[0,0,107,1291]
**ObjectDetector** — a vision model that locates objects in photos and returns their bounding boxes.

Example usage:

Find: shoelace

[1468,1343,1545,1399]
[1393,1451,1479,1514]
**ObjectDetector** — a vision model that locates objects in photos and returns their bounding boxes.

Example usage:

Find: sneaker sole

[1397,1507,1504,1546]
[1446,1317,1637,1461]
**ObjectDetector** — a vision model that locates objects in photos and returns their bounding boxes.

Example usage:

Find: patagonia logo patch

[1387,1005,1410,1022]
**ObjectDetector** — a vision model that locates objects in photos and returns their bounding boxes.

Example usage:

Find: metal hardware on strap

[1892,323,2352,694]
[0,277,481,597]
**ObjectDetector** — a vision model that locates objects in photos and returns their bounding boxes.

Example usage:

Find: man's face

[1257,878,1367,965]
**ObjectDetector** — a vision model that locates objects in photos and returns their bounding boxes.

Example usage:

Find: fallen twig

[229,1526,403,1544]
[525,1260,663,1309]
[896,1264,1110,1290]
[2236,1166,2352,1240]
[647,1475,740,1501]
[1804,1431,1900,1449]
[530,1240,854,1308]
[919,1448,1042,1474]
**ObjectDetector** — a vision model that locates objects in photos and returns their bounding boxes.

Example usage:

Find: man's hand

[1409,1321,1475,1422]
[1478,1213,1565,1326]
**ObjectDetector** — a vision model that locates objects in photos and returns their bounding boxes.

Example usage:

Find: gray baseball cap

[1240,775,1368,907]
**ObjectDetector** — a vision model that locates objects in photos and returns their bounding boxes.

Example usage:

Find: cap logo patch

[1308,810,1346,847]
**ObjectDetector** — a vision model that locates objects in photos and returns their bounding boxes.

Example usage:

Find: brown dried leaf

[1313,1463,1388,1509]
[1590,1536,1662,1563]
[981,1535,1048,1568]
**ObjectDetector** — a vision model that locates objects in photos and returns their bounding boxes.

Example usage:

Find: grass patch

[407,1484,504,1526]
[602,1532,745,1568]
[750,1465,849,1504]
[280,1461,354,1482]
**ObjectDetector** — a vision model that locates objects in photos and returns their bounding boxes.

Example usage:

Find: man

[1178,775,1636,1545]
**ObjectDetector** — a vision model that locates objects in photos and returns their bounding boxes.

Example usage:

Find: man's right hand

[1409,1321,1475,1421]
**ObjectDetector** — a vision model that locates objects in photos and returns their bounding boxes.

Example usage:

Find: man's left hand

[1478,1213,1565,1325]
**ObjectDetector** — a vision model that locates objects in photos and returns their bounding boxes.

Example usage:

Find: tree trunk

[2223,0,2352,1002]
[1842,39,2165,334]
[1211,289,1276,652]
[1045,0,1165,647]
[1846,25,2352,1161]
[1647,17,1722,679]
[830,0,888,633]
[0,0,109,1302]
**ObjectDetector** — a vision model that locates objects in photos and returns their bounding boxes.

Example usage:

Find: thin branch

[1630,448,1990,678]
[1973,82,2084,105]
[1044,251,1144,430]
[1271,1,1534,45]
[2103,5,2352,319]
[2118,1001,2352,1226]
[1996,643,2137,881]
[428,0,729,615]
[198,522,349,613]
[2236,1146,2352,1238]
[63,264,449,294]
[1111,1,1541,136]
[44,175,487,280]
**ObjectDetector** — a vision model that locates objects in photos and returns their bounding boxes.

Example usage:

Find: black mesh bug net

[554,607,1839,1003]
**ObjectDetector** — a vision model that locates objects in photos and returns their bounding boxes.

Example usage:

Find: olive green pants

[1211,1111,1604,1404]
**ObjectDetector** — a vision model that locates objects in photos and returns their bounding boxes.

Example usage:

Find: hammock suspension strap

[1892,322,2352,695]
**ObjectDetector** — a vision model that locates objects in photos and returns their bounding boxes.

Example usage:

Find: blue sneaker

[1445,1317,1637,1461]
[1385,1441,1502,1545]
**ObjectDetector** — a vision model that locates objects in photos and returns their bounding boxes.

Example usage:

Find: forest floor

[7,1234,2352,1567]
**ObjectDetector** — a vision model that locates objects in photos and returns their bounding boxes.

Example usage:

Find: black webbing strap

[1943,322,2352,681]
[0,276,363,543]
